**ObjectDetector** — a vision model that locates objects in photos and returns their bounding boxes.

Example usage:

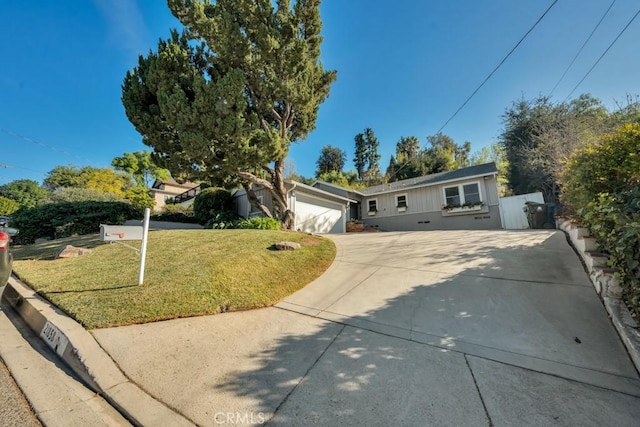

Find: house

[232,181,355,233]
[231,163,500,233]
[315,162,502,231]
[150,179,201,212]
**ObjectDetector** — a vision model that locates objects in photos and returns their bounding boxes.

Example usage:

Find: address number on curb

[40,321,69,357]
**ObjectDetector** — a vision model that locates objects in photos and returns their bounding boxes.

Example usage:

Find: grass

[11,230,336,329]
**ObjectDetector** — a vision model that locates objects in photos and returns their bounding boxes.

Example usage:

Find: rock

[274,241,301,251]
[55,245,93,259]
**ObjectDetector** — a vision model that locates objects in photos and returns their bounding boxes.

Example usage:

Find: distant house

[150,179,201,212]
[314,162,502,231]
[232,163,501,233]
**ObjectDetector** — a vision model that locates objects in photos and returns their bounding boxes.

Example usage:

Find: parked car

[0,223,18,287]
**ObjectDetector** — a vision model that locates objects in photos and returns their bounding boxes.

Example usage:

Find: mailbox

[100,224,144,241]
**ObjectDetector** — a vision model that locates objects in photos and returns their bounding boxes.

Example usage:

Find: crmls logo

[214,412,266,425]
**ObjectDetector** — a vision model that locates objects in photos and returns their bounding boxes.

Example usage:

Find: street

[0,358,40,426]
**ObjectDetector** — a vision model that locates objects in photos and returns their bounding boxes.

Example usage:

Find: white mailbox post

[100,208,151,285]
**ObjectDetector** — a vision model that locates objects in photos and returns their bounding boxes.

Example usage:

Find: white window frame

[395,193,408,212]
[367,198,378,215]
[442,181,483,208]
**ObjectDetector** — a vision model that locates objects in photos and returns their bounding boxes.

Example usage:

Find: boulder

[55,245,93,259]
[274,241,301,251]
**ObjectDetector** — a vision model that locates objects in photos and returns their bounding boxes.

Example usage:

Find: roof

[289,180,359,204]
[151,179,199,190]
[360,162,498,196]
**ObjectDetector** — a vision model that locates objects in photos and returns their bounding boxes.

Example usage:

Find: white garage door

[295,194,345,233]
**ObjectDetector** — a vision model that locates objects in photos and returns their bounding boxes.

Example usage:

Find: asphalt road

[0,358,40,427]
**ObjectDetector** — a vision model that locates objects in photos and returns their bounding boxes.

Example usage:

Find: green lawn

[11,230,335,329]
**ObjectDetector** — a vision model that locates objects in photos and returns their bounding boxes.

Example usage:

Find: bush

[11,201,142,244]
[580,188,640,319]
[235,216,282,230]
[46,187,124,204]
[153,204,200,224]
[562,123,640,214]
[0,196,20,215]
[204,211,240,229]
[193,187,233,224]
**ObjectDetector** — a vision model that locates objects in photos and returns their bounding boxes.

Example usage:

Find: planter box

[441,205,483,216]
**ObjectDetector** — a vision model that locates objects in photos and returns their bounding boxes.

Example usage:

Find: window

[367,199,377,214]
[396,194,407,208]
[443,182,482,207]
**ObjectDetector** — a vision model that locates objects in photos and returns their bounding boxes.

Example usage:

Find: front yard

[11,230,335,329]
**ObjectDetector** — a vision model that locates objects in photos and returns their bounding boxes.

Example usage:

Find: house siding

[233,187,273,218]
[362,175,501,231]
[362,205,502,231]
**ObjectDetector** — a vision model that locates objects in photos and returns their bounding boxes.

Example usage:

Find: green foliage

[204,211,241,229]
[580,189,640,319]
[44,165,131,197]
[152,204,199,224]
[122,0,336,228]
[125,185,156,210]
[11,201,142,244]
[470,144,510,196]
[385,133,470,182]
[235,217,282,230]
[316,145,346,177]
[0,196,20,215]
[112,150,170,187]
[193,187,233,224]
[353,128,382,184]
[0,179,49,209]
[499,94,611,201]
[46,187,124,203]
[562,123,640,213]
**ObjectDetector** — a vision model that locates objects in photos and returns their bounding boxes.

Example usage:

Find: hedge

[11,201,142,244]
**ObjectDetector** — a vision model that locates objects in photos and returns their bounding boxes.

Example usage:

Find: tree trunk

[242,182,272,218]
[272,159,295,230]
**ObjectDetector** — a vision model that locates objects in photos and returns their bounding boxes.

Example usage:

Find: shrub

[125,185,156,210]
[10,201,142,244]
[153,204,200,224]
[204,211,240,229]
[46,187,124,203]
[193,187,233,224]
[562,123,640,214]
[0,196,20,215]
[235,216,282,230]
[580,188,640,319]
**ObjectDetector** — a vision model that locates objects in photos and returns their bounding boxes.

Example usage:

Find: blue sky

[1,1,639,185]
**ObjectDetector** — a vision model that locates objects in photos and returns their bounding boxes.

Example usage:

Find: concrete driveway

[93,230,640,426]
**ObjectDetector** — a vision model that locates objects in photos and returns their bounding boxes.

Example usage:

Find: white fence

[499,192,545,229]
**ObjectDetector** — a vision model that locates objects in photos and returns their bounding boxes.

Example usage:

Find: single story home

[315,162,502,231]
[231,163,500,233]
[150,179,201,211]
[232,181,355,233]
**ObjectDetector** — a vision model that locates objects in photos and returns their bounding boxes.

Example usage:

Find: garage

[293,191,348,234]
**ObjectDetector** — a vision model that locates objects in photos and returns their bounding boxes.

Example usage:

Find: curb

[1,277,195,427]
[557,219,640,375]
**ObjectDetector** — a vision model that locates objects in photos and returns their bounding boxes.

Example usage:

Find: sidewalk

[0,287,129,426]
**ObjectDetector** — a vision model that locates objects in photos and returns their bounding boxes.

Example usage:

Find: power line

[0,128,93,164]
[564,8,640,101]
[548,0,616,97]
[436,0,559,134]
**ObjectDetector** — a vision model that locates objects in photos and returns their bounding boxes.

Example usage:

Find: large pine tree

[122,0,336,228]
